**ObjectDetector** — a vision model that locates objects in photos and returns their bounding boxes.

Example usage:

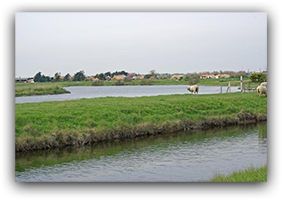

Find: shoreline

[15,90,70,97]
[16,114,267,152]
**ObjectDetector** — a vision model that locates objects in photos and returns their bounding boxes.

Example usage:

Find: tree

[98,73,105,80]
[188,76,200,85]
[120,70,128,76]
[54,72,61,82]
[64,73,71,81]
[105,71,112,77]
[34,72,51,82]
[144,74,151,79]
[73,70,86,81]
[40,75,51,82]
[149,70,156,76]
[112,70,128,76]
[34,72,42,82]
[94,73,106,80]
[250,73,267,82]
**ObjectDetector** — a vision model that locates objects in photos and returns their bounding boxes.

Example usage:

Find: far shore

[15,79,260,97]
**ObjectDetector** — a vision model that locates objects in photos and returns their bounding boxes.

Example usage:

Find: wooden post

[220,86,222,94]
[240,76,243,92]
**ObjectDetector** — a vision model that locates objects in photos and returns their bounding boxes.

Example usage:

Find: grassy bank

[15,92,267,152]
[209,165,267,182]
[15,84,70,96]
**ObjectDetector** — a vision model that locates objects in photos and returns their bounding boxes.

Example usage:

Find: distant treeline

[33,71,87,82]
[93,70,130,80]
[32,70,132,82]
[26,70,265,83]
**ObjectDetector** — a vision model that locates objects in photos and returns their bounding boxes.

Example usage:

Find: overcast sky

[15,12,267,78]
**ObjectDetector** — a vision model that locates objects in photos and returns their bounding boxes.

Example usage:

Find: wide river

[15,123,267,182]
[15,85,239,104]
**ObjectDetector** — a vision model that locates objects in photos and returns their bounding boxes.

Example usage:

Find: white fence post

[226,82,231,93]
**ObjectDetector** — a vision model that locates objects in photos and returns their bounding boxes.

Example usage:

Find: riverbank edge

[15,91,70,97]
[15,111,267,152]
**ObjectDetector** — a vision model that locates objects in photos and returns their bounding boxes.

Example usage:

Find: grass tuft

[209,165,267,182]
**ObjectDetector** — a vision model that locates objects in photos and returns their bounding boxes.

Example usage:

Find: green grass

[210,165,267,182]
[15,92,267,152]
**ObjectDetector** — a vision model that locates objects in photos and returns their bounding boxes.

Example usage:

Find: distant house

[27,78,34,83]
[105,76,112,81]
[149,76,156,79]
[201,74,230,79]
[93,78,100,81]
[15,77,34,83]
[127,73,135,79]
[223,74,230,78]
[217,74,230,78]
[86,76,102,81]
[113,74,126,80]
[15,78,27,83]
[134,75,144,79]
[200,74,208,79]
[170,74,184,80]
[200,74,215,79]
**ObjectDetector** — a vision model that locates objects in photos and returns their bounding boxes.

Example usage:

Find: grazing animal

[257,85,267,97]
[260,82,267,87]
[187,85,199,94]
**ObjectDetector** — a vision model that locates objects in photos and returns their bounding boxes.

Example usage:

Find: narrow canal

[15,122,267,182]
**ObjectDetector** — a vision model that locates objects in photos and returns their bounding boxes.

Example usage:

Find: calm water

[15,85,239,104]
[15,123,267,182]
